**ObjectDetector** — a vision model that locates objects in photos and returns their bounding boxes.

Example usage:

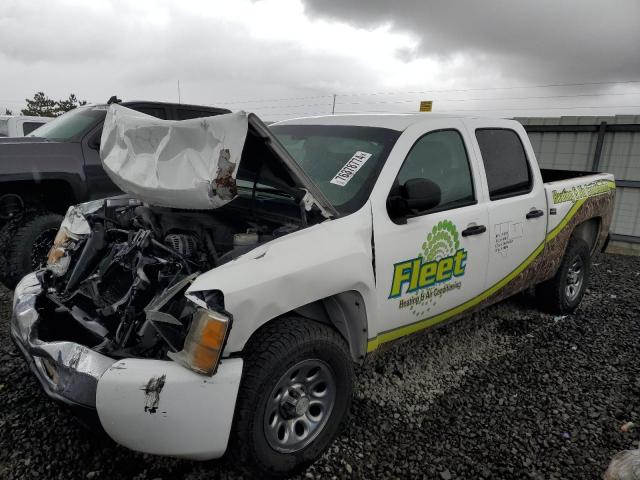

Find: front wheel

[230,317,354,478]
[536,236,591,314]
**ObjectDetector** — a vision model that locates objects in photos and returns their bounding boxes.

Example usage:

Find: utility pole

[331,94,336,115]
[177,80,181,104]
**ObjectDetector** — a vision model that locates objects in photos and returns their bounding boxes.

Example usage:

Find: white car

[0,115,51,137]
[12,106,615,477]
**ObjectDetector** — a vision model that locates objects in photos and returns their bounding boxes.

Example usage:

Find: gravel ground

[1,252,639,479]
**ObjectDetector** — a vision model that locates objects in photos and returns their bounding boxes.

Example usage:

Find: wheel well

[571,217,601,255]
[245,291,369,364]
[0,180,76,219]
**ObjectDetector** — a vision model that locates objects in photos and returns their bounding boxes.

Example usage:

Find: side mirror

[387,178,441,222]
[402,178,441,211]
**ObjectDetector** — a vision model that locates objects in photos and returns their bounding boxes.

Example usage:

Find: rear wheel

[536,237,591,314]
[230,317,353,478]
[4,212,62,289]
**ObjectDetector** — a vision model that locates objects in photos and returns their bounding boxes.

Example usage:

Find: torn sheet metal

[100,104,248,209]
[60,205,91,237]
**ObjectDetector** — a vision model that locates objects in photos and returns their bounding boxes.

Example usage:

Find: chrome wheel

[263,359,336,453]
[565,255,584,302]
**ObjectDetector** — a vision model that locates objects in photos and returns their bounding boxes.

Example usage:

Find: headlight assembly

[168,308,232,376]
[46,226,74,276]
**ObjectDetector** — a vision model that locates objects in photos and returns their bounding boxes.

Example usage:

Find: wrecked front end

[11,272,116,410]
[37,197,238,372]
[10,106,334,459]
[11,189,319,457]
[10,197,266,457]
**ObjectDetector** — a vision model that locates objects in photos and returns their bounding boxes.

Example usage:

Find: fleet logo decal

[389,220,467,318]
[552,179,615,204]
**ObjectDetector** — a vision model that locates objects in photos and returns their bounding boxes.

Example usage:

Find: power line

[241,101,333,110]
[335,90,640,107]
[336,104,640,114]
[211,79,640,106]
[439,104,640,112]
[223,90,640,111]
[258,111,332,117]
[213,94,334,105]
[334,79,640,98]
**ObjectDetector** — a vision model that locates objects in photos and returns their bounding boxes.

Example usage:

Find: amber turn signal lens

[47,227,72,266]
[168,308,230,375]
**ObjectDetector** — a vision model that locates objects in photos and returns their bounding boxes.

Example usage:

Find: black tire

[0,218,21,287]
[536,237,591,314]
[4,212,63,289]
[230,317,354,478]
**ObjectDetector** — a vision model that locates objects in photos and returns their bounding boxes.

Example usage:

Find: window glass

[22,122,44,135]
[476,129,532,200]
[28,106,106,140]
[134,107,167,119]
[396,129,474,212]
[0,119,8,137]
[177,109,215,120]
[271,124,400,214]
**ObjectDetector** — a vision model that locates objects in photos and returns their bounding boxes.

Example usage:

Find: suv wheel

[0,218,20,288]
[4,212,62,289]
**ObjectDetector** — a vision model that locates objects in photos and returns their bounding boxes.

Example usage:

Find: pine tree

[20,92,87,117]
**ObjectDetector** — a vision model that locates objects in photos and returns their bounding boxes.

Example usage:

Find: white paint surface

[96,358,243,460]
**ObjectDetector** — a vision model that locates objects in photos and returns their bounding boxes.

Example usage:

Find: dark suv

[0,98,230,288]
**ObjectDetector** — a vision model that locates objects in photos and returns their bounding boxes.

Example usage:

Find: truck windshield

[28,106,106,141]
[270,124,400,214]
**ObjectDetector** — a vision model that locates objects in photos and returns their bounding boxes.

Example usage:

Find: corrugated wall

[516,115,640,242]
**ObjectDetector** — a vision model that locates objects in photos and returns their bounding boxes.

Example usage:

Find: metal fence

[516,115,640,244]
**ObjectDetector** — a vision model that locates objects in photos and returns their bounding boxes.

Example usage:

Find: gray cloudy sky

[1,0,639,120]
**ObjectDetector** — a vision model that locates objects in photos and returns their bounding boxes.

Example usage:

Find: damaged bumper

[11,273,116,408]
[11,272,244,460]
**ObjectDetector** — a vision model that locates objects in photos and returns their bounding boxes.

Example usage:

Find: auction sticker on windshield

[330,151,372,186]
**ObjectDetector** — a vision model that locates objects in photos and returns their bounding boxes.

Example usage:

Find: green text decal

[389,220,468,316]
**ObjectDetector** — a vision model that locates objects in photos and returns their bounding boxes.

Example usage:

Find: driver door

[372,126,489,346]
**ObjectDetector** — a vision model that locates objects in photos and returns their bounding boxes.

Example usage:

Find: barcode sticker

[329,151,372,187]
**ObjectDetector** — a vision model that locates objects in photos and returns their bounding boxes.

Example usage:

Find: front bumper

[10,273,116,409]
[11,272,244,460]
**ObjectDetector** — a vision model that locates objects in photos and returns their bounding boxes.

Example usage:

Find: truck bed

[540,168,599,183]
[541,171,615,254]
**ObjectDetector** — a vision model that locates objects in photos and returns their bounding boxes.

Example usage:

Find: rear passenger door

[372,124,490,342]
[466,122,547,291]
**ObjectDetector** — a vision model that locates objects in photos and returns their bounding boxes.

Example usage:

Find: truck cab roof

[274,113,496,131]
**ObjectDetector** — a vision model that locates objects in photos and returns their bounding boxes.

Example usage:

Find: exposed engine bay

[37,196,303,363]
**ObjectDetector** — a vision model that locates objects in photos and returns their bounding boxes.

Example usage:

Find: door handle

[461,225,487,237]
[526,209,545,219]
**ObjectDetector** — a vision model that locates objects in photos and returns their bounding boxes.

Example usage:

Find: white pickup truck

[0,115,51,137]
[11,107,615,477]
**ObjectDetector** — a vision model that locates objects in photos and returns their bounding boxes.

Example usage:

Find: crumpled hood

[100,105,248,210]
[99,105,337,216]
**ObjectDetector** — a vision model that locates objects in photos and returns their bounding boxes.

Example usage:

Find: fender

[187,204,378,358]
